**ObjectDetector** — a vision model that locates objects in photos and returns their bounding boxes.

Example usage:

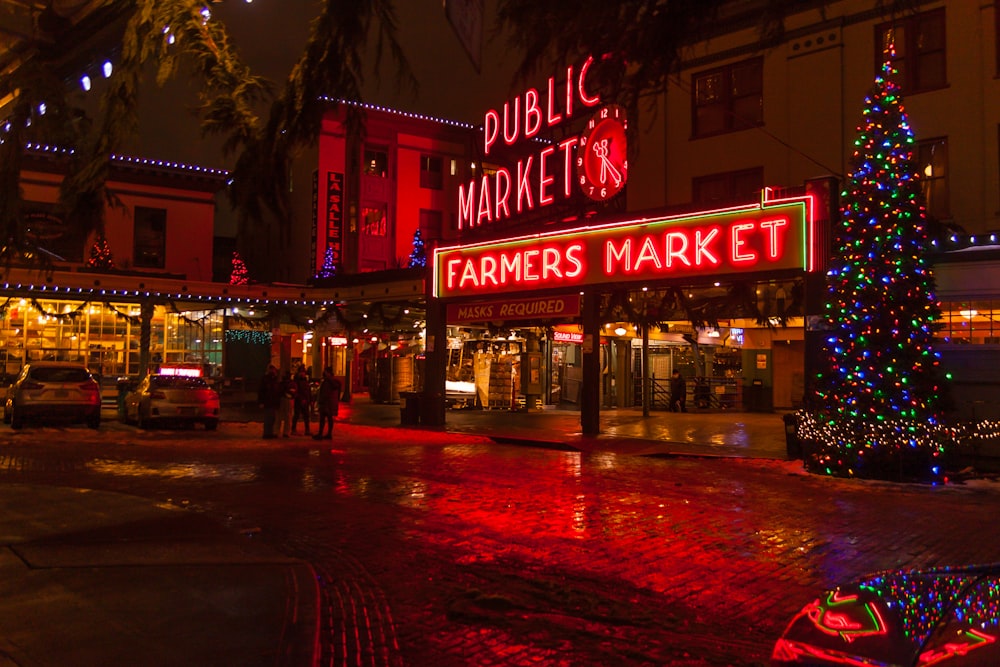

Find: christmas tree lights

[315,245,336,279]
[86,235,115,270]
[230,251,249,285]
[407,228,426,268]
[804,49,951,482]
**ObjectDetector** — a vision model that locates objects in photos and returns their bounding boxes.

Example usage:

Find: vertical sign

[326,172,344,268]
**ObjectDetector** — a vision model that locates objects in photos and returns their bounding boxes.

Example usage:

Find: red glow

[919,629,996,666]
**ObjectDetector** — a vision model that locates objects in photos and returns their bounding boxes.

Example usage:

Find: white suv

[3,362,102,430]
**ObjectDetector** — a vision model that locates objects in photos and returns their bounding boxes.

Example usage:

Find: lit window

[363,147,388,178]
[916,138,948,221]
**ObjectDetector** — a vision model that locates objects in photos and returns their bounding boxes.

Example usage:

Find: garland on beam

[31,298,88,321]
[103,302,142,325]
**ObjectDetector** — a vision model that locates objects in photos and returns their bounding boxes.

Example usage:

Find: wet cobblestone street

[2,418,998,666]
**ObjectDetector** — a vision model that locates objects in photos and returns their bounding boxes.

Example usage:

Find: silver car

[124,374,220,430]
[3,362,102,430]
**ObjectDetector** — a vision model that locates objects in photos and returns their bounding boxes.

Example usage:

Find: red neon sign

[461,56,605,230]
[435,192,814,299]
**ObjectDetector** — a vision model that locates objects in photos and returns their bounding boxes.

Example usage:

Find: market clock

[577,104,628,202]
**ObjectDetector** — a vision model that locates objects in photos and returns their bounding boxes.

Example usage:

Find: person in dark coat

[258,364,282,438]
[669,369,687,413]
[313,367,342,440]
[291,365,313,435]
[276,370,296,437]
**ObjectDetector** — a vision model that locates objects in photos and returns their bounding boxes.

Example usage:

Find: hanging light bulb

[80,75,91,91]
[102,61,113,78]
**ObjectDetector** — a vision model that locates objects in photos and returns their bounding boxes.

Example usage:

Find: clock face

[577,105,628,201]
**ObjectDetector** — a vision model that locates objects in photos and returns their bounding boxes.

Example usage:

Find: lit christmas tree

[86,234,115,270]
[801,48,949,481]
[315,244,336,279]
[230,250,249,285]
[407,227,426,268]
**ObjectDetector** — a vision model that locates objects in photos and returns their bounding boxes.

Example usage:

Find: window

[876,8,946,94]
[916,137,948,220]
[936,299,1000,345]
[692,57,763,137]
[361,206,387,236]
[363,147,388,178]
[692,167,764,206]
[133,206,166,269]
[420,155,443,190]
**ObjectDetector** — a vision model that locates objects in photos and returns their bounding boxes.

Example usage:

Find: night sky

[133,0,518,170]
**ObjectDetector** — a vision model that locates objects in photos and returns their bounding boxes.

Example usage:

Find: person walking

[276,370,296,438]
[291,365,313,436]
[257,364,282,439]
[313,367,342,440]
[669,369,687,413]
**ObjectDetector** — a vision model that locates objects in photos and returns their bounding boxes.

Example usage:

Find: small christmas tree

[407,227,426,268]
[803,47,948,481]
[86,234,115,270]
[230,250,249,285]
[315,244,336,279]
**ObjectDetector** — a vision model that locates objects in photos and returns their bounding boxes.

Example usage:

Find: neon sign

[459,56,605,230]
[435,191,814,299]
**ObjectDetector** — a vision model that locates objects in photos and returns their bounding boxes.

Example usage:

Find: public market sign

[434,192,815,299]
[458,55,628,229]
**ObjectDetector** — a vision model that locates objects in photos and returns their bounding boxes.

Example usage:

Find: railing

[634,376,741,411]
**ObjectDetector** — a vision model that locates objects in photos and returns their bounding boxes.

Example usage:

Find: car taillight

[79,383,98,391]
[20,381,43,391]
[149,391,167,399]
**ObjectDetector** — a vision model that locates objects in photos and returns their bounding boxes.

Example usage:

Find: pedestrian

[257,364,281,439]
[291,365,313,435]
[313,367,341,440]
[276,370,296,437]
[669,369,687,413]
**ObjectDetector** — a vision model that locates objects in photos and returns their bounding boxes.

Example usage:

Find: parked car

[124,374,220,430]
[772,563,1000,666]
[3,362,102,430]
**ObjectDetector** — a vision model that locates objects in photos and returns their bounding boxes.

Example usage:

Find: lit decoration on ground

[805,590,887,642]
[773,565,1000,665]
[802,47,950,482]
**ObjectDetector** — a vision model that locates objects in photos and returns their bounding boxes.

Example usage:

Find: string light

[806,47,952,482]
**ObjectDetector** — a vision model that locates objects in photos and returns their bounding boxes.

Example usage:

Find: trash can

[783,413,801,460]
[400,391,420,425]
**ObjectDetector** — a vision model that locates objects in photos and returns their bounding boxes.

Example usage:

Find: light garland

[225,329,271,345]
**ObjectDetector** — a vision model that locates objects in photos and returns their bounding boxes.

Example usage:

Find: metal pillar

[581,292,601,435]
[422,296,447,426]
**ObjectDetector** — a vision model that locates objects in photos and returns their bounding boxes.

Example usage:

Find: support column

[642,323,650,418]
[138,300,153,378]
[422,296,447,426]
[581,292,601,435]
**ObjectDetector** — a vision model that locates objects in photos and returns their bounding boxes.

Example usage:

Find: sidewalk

[0,484,318,667]
[262,395,794,461]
